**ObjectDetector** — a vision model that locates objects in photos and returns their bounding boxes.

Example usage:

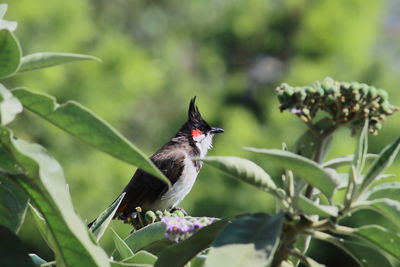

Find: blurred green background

[2,0,400,265]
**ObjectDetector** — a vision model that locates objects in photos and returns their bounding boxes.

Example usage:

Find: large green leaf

[204,213,283,267]
[353,199,400,228]
[245,148,339,198]
[364,182,400,202]
[313,231,393,267]
[200,156,277,193]
[0,173,28,233]
[0,29,21,78]
[361,137,400,191]
[0,225,35,267]
[124,222,166,253]
[19,52,100,73]
[296,195,338,217]
[0,83,23,125]
[90,192,125,241]
[0,127,109,266]
[354,225,400,260]
[12,88,169,186]
[154,220,227,267]
[111,228,134,260]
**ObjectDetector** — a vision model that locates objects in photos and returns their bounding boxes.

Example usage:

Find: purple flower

[162,216,218,242]
[290,108,302,115]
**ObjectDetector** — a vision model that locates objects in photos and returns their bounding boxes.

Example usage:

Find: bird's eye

[191,129,203,137]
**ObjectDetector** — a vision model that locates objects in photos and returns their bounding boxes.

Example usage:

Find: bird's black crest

[187,97,210,130]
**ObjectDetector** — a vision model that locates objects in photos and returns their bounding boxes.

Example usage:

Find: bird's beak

[210,127,224,134]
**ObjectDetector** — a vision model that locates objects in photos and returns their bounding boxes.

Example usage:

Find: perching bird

[88,97,223,227]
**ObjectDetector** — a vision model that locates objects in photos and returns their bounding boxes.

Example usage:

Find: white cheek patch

[193,134,206,142]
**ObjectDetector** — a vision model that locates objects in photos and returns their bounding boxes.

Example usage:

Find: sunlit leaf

[361,137,400,191]
[0,29,21,78]
[296,195,338,217]
[111,228,134,260]
[12,88,169,186]
[0,127,109,266]
[19,52,100,73]
[90,192,125,241]
[200,156,277,193]
[245,148,339,198]
[204,213,283,267]
[0,83,23,125]
[0,4,17,32]
[155,220,227,267]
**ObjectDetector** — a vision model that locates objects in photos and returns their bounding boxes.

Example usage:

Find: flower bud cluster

[162,216,217,242]
[119,208,186,229]
[276,77,398,134]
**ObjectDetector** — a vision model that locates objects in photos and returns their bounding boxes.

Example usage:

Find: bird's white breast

[152,155,198,211]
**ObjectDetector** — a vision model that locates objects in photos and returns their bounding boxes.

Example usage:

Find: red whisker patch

[191,129,203,137]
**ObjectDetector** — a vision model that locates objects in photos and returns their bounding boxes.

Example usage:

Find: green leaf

[112,228,135,260]
[12,88,169,186]
[322,154,378,169]
[19,52,100,73]
[123,251,157,264]
[124,222,166,253]
[0,173,28,232]
[296,195,338,217]
[0,4,17,32]
[361,137,400,191]
[353,120,369,176]
[0,225,35,267]
[0,29,21,79]
[245,147,339,198]
[364,182,400,202]
[200,156,277,193]
[313,231,393,267]
[353,199,400,228]
[204,213,284,267]
[354,225,400,260]
[0,127,110,266]
[155,220,227,267]
[0,83,23,125]
[90,192,125,241]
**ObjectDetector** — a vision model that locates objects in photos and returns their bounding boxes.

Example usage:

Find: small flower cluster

[276,77,398,135]
[162,216,217,242]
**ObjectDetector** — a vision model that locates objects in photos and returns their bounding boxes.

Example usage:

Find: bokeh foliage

[2,0,400,265]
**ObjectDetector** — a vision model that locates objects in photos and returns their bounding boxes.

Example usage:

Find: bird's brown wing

[116,151,185,216]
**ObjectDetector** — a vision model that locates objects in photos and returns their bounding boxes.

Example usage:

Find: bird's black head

[177,97,224,138]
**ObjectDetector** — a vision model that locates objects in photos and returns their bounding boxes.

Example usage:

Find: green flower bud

[145,211,157,223]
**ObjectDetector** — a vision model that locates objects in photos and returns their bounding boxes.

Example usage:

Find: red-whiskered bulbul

[88,97,223,227]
